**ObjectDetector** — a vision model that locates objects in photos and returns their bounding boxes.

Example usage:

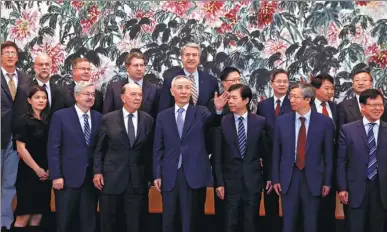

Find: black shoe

[1,226,10,232]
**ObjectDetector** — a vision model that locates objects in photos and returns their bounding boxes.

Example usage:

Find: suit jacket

[94,109,154,194]
[337,120,387,209]
[153,105,222,191]
[311,100,338,130]
[272,111,334,196]
[338,97,361,130]
[1,70,30,148]
[158,69,219,113]
[103,79,159,119]
[213,113,267,195]
[256,96,292,181]
[65,81,104,113]
[47,106,102,188]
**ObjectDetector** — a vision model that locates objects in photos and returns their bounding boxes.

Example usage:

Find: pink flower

[80,5,100,35]
[263,39,287,57]
[135,10,156,33]
[31,41,65,74]
[9,10,39,42]
[321,22,339,46]
[72,1,85,11]
[365,43,378,57]
[369,50,387,68]
[216,5,240,34]
[199,1,225,23]
[162,1,194,18]
[258,1,279,28]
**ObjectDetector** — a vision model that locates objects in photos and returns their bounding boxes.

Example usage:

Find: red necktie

[275,99,281,117]
[321,102,329,117]
[296,117,306,170]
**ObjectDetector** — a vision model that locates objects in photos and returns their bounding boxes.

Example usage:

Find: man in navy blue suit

[158,42,219,112]
[213,84,267,232]
[48,81,103,232]
[256,69,291,232]
[272,83,334,232]
[337,89,387,232]
[153,75,228,232]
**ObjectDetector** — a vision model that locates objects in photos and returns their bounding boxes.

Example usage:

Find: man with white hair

[48,81,103,232]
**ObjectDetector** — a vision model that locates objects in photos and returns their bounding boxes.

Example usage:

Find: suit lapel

[142,81,150,105]
[306,112,317,154]
[227,115,242,157]
[90,110,99,145]
[290,113,296,157]
[376,121,387,167]
[245,113,255,158]
[197,71,205,104]
[356,120,369,162]
[181,105,195,140]
[118,109,131,148]
[133,111,145,147]
[279,97,291,115]
[328,101,337,129]
[71,107,88,145]
[266,97,276,119]
[1,72,12,101]
[349,97,362,119]
[168,108,181,141]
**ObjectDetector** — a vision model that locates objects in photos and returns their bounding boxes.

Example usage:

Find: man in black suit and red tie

[337,89,387,232]
[213,84,267,232]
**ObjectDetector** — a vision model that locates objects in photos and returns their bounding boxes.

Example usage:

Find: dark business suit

[65,81,104,113]
[338,97,362,130]
[256,96,291,232]
[311,100,338,232]
[94,109,154,232]
[154,105,221,232]
[158,69,219,112]
[48,106,102,232]
[213,113,267,232]
[272,111,334,232]
[337,120,387,232]
[103,79,159,118]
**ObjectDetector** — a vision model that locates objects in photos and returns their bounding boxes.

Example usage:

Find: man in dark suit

[153,75,228,232]
[103,52,159,119]
[13,53,73,118]
[256,69,291,232]
[337,89,387,232]
[213,84,267,232]
[158,42,219,112]
[48,82,103,232]
[65,58,103,112]
[93,83,154,232]
[272,83,334,232]
[1,41,31,231]
[310,73,338,232]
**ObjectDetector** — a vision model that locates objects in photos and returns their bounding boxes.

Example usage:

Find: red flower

[257,1,279,28]
[135,10,155,33]
[201,1,224,22]
[216,5,240,34]
[369,50,387,68]
[356,1,368,6]
[162,1,193,17]
[31,42,65,74]
[72,1,85,11]
[80,5,100,34]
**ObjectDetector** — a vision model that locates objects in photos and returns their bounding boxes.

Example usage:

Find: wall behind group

[1,1,386,108]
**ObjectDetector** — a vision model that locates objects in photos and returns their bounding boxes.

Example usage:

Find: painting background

[1,1,386,108]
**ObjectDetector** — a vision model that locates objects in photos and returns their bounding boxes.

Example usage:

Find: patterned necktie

[275,99,281,117]
[238,117,247,158]
[177,108,184,169]
[83,114,91,145]
[189,74,198,105]
[7,73,16,100]
[296,117,306,170]
[127,113,136,146]
[367,123,377,180]
[321,102,329,117]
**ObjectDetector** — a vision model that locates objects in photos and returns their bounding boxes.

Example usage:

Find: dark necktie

[127,113,135,146]
[42,83,51,107]
[238,117,247,158]
[321,102,329,117]
[83,114,91,145]
[275,99,281,117]
[367,123,377,180]
[296,117,306,170]
[176,108,184,169]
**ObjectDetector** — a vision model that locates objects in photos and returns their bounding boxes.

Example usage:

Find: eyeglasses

[365,103,384,109]
[80,92,95,98]
[2,51,17,57]
[272,80,289,84]
[288,95,303,100]
[36,63,50,67]
[74,67,91,71]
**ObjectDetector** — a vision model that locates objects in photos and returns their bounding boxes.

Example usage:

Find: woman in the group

[12,85,51,232]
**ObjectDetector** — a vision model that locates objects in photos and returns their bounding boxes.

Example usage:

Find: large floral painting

[1,1,386,107]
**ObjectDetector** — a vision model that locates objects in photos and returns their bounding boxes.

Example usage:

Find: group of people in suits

[1,39,387,232]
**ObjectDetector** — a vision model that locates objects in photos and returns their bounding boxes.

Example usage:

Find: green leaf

[186,5,198,17]
[40,13,52,25]
[48,4,61,14]
[49,14,58,30]
[9,11,21,19]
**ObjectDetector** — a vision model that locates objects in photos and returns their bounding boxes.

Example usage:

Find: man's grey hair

[290,82,315,102]
[74,81,95,94]
[171,75,190,87]
[180,42,201,57]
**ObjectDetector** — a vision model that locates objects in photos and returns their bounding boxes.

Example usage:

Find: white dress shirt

[123,107,138,137]
[363,117,380,145]
[314,98,333,119]
[174,104,189,122]
[294,109,311,160]
[233,111,248,136]
[74,104,91,132]
[1,67,19,88]
[273,95,286,109]
[128,77,143,88]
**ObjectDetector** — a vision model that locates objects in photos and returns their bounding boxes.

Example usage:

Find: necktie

[189,74,198,105]
[7,73,16,100]
[42,83,51,107]
[296,117,306,170]
[127,113,136,146]
[83,114,91,145]
[367,123,377,180]
[177,108,184,169]
[321,102,329,117]
[275,99,281,117]
[238,117,247,158]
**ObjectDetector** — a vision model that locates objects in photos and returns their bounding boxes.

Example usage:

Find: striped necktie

[83,114,91,145]
[367,123,377,180]
[238,117,247,158]
[189,74,198,105]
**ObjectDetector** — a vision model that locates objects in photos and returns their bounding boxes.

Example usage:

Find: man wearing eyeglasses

[337,89,387,232]
[65,58,104,113]
[1,41,31,232]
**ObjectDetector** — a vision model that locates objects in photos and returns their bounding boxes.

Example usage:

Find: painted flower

[365,43,378,57]
[31,41,66,74]
[72,1,85,11]
[199,1,225,24]
[351,25,371,47]
[80,5,100,35]
[117,34,141,53]
[369,50,387,68]
[90,54,117,89]
[216,5,240,34]
[162,1,194,18]
[356,1,369,6]
[257,1,279,28]
[321,22,339,46]
[263,39,287,67]
[135,10,156,33]
[357,1,387,21]
[9,10,39,42]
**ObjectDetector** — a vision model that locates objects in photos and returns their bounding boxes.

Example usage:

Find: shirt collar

[314,98,326,106]
[35,78,50,89]
[363,117,380,127]
[183,69,198,77]
[1,67,17,78]
[274,95,286,103]
[234,111,248,122]
[74,104,91,119]
[356,95,360,104]
[123,107,138,119]
[296,109,312,122]
[175,104,189,113]
[128,77,143,87]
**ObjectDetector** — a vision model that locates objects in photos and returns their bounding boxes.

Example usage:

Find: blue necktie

[127,113,136,146]
[177,108,184,169]
[83,114,90,145]
[367,123,377,180]
[238,117,247,158]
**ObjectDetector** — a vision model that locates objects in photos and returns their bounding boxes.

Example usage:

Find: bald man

[13,53,73,118]
[94,83,155,232]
